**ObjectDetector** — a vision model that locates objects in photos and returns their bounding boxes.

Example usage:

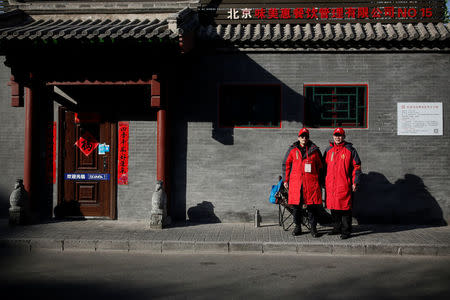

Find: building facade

[0,0,449,225]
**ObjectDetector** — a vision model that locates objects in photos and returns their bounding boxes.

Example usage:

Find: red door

[58,108,116,218]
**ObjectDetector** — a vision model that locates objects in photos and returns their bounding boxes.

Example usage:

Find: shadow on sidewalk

[166,201,221,228]
[350,223,445,238]
[350,172,447,237]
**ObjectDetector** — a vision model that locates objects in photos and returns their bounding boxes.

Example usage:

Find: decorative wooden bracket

[8,75,23,107]
[150,74,161,108]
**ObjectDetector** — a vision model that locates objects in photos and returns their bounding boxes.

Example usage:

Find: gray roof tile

[262,24,271,42]
[385,24,397,41]
[426,23,439,41]
[230,24,241,42]
[251,24,261,42]
[280,24,291,42]
[354,23,365,41]
[436,23,450,40]
[343,23,354,42]
[394,23,408,41]
[198,22,450,49]
[416,23,429,41]
[292,24,301,42]
[302,23,312,41]
[333,24,344,41]
[323,23,333,41]
[313,23,323,42]
[272,24,282,42]
[0,17,178,40]
[223,24,232,40]
[364,23,376,41]
[406,23,419,41]
[241,24,252,41]
[374,23,386,41]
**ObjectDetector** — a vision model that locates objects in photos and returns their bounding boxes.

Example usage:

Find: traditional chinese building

[0,0,449,225]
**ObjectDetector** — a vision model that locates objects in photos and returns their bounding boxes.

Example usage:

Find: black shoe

[310,227,319,238]
[340,233,350,240]
[292,226,302,236]
[328,229,341,235]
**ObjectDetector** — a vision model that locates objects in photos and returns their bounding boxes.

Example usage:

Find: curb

[1,238,449,256]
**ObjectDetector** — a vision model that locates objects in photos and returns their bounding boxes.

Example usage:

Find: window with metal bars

[304,84,368,128]
[218,84,281,128]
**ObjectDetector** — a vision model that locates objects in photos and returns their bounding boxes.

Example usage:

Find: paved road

[1,250,449,300]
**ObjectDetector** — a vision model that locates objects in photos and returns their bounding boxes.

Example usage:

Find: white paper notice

[397,102,443,135]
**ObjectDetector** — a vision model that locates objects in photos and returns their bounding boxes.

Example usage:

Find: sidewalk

[0,218,449,256]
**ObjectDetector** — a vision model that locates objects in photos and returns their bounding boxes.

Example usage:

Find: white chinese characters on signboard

[397,102,443,135]
[227,8,253,20]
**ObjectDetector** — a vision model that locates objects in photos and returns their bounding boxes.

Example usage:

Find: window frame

[303,83,369,129]
[218,83,282,129]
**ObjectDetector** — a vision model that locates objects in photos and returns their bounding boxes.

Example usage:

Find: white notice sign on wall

[397,102,443,135]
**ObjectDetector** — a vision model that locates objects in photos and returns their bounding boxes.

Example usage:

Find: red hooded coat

[323,141,361,210]
[283,141,323,206]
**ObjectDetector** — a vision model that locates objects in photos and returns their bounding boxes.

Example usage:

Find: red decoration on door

[75,131,99,156]
[118,122,129,185]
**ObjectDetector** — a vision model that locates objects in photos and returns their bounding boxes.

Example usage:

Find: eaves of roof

[0,18,177,40]
[7,1,200,14]
[0,7,199,41]
[197,22,450,50]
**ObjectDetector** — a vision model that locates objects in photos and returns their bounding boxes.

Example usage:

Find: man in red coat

[282,128,323,237]
[323,128,362,239]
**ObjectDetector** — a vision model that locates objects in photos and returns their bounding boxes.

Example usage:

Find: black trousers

[330,209,352,235]
[293,204,321,230]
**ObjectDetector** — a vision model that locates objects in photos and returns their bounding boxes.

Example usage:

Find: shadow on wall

[0,186,10,218]
[169,50,304,222]
[187,201,221,224]
[354,172,446,226]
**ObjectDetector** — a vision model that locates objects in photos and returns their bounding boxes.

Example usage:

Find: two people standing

[282,128,361,239]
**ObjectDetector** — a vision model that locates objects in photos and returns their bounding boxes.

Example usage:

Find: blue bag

[269,178,283,204]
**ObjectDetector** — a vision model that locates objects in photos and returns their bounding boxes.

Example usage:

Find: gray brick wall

[117,121,157,220]
[0,52,448,225]
[0,57,25,218]
[170,52,450,224]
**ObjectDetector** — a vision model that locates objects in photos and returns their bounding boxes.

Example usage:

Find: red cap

[333,128,345,136]
[298,128,309,136]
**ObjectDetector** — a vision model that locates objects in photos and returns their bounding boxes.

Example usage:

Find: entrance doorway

[58,108,117,218]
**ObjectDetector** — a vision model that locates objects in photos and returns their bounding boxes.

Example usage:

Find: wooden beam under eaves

[51,86,77,111]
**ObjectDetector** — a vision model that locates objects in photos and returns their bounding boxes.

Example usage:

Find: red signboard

[199,0,444,24]
[226,6,434,20]
[118,122,129,185]
[75,131,99,156]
